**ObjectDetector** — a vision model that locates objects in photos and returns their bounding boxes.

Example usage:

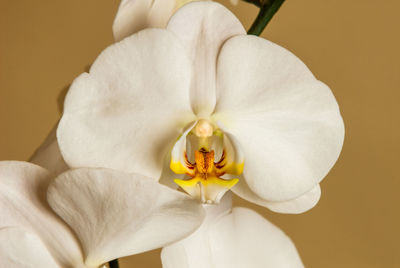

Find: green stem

[109,259,119,268]
[247,0,286,36]
[243,0,265,8]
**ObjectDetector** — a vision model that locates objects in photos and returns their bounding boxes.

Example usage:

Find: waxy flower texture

[1,1,344,267]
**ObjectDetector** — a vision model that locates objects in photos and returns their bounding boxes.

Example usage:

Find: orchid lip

[170,121,244,203]
[173,147,240,204]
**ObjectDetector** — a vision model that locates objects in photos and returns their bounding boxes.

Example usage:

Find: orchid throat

[170,119,244,204]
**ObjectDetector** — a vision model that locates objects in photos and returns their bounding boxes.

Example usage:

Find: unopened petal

[167,1,245,116]
[0,161,83,267]
[47,168,205,267]
[113,0,176,41]
[58,29,195,179]
[215,35,344,201]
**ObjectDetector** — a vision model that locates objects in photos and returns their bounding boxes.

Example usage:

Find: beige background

[0,0,399,267]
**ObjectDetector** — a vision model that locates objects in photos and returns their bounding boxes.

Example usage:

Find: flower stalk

[246,0,286,36]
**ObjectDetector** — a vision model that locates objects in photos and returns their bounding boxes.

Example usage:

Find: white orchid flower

[161,192,305,268]
[15,2,343,267]
[56,2,344,214]
[0,161,204,267]
[113,0,238,41]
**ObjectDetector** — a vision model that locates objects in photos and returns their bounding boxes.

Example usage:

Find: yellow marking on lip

[224,161,244,176]
[174,177,239,189]
[170,161,189,174]
[174,177,239,203]
[203,177,239,188]
[170,150,195,176]
[174,178,199,188]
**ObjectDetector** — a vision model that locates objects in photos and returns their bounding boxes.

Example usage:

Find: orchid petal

[264,184,321,213]
[0,161,83,267]
[58,29,196,179]
[113,0,176,41]
[162,192,233,268]
[233,179,321,214]
[29,123,68,176]
[215,35,344,201]
[170,122,196,175]
[167,1,245,116]
[0,227,61,268]
[209,207,304,268]
[220,131,244,176]
[47,168,205,266]
[162,206,304,268]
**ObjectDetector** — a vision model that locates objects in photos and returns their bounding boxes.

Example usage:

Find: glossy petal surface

[215,35,344,201]
[47,168,205,266]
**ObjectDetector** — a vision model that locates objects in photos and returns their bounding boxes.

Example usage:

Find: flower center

[170,120,243,204]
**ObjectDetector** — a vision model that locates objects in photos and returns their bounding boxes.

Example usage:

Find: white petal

[265,185,321,213]
[215,35,344,201]
[29,123,69,176]
[0,161,83,267]
[162,206,304,268]
[162,192,233,268]
[58,29,196,178]
[47,168,205,267]
[233,180,321,214]
[0,227,60,268]
[209,208,304,268]
[113,0,176,41]
[167,1,245,116]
